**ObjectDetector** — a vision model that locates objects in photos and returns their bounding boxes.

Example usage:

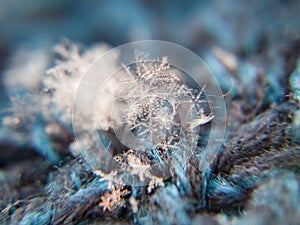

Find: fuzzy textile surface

[0,1,300,225]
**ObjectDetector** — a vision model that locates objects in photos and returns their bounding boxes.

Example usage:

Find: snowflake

[99,186,129,212]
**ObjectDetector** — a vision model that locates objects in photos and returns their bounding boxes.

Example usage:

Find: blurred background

[0,0,299,90]
[0,1,299,70]
[0,0,299,112]
[1,0,299,58]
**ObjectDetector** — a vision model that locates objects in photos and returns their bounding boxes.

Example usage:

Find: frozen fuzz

[114,52,214,153]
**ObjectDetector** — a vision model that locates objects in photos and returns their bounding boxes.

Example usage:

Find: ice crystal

[99,185,130,212]
[92,53,215,187]
[95,150,165,193]
[114,53,214,155]
[45,39,112,130]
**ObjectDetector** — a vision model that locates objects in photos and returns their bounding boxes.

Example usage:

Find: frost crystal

[114,53,214,154]
[45,40,112,130]
[92,53,216,185]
